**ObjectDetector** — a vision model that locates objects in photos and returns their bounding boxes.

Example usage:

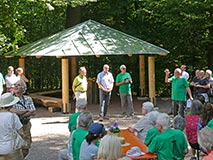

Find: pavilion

[6,19,169,112]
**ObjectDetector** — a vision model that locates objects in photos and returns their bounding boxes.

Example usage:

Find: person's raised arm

[164,69,170,83]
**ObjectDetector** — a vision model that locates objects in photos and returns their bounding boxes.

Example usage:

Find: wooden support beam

[139,55,145,96]
[148,56,156,105]
[62,58,70,113]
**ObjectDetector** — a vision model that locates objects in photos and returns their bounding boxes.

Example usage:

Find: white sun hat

[0,93,19,108]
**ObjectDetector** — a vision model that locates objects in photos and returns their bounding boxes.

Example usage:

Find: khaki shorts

[0,149,23,160]
[22,121,32,149]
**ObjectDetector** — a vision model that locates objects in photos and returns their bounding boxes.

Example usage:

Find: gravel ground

[25,97,202,160]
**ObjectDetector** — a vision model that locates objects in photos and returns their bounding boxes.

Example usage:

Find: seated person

[72,111,93,160]
[198,127,213,160]
[146,113,188,160]
[58,99,87,160]
[198,102,213,130]
[80,123,106,160]
[97,134,130,160]
[128,102,158,142]
[173,115,186,131]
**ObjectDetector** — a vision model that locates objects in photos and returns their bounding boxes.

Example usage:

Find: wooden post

[71,56,77,82]
[18,57,25,72]
[148,56,156,105]
[62,58,70,113]
[139,55,145,96]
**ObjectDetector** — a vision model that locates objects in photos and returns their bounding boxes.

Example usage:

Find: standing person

[16,67,29,83]
[10,79,36,158]
[185,100,202,159]
[195,70,210,102]
[0,93,24,160]
[96,64,114,121]
[5,66,18,93]
[115,64,134,118]
[72,67,88,111]
[180,65,189,80]
[190,69,200,99]
[0,71,5,95]
[165,68,193,117]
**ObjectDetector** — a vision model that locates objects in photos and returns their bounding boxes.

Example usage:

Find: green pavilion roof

[11,19,169,56]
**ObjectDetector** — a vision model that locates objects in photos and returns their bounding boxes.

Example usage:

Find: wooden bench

[30,92,62,112]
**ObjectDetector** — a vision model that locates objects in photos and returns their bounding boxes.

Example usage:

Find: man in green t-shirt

[147,113,188,160]
[116,64,134,118]
[165,68,193,117]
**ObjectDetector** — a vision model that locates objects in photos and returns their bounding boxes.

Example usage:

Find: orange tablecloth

[120,129,157,160]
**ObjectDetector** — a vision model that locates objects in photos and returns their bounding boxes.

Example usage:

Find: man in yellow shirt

[72,67,88,111]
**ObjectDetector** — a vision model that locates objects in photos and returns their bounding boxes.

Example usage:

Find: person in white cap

[5,66,18,93]
[16,67,29,83]
[116,64,134,118]
[0,92,24,159]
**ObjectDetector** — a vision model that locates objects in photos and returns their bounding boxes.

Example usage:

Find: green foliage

[0,0,212,96]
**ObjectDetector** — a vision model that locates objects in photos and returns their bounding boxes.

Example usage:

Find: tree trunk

[66,6,81,28]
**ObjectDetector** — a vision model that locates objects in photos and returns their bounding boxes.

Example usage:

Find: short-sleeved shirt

[148,128,187,160]
[68,112,81,133]
[172,129,188,159]
[133,111,158,142]
[0,112,22,154]
[96,71,114,90]
[145,127,160,146]
[5,73,18,88]
[169,76,189,101]
[72,128,88,160]
[14,95,36,111]
[116,72,132,93]
[79,139,98,160]
[197,78,210,94]
[185,114,200,144]
[73,75,87,92]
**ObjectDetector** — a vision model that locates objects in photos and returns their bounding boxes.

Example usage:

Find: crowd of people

[1,63,213,160]
[0,66,35,159]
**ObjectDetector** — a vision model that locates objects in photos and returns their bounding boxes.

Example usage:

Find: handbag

[11,113,27,150]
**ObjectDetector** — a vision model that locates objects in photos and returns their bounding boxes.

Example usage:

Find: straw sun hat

[0,93,19,108]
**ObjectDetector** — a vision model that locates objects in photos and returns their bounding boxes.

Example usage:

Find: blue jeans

[120,92,134,116]
[99,89,111,117]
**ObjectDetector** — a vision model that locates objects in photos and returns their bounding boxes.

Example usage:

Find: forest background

[0,0,212,97]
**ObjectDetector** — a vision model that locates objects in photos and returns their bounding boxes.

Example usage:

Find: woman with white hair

[10,79,36,158]
[128,102,158,142]
[0,93,24,160]
[97,134,122,160]
[198,127,213,160]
